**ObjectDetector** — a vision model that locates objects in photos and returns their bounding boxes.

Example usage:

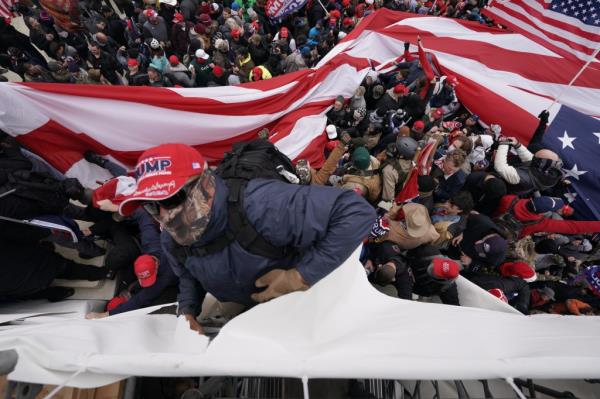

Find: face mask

[153,172,216,246]
[531,156,564,176]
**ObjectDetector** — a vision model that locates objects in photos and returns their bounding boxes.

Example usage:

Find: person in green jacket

[189,49,213,87]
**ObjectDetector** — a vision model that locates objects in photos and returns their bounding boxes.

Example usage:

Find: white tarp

[1,247,600,388]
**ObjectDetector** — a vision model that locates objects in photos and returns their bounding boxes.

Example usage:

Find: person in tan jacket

[295,127,350,186]
[382,202,440,250]
[340,147,382,204]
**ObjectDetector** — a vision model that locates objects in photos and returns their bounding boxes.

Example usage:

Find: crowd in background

[1,0,493,85]
[1,0,600,317]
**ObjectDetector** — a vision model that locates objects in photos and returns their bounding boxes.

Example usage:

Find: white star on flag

[564,191,578,203]
[558,131,576,149]
[594,132,600,144]
[564,164,587,180]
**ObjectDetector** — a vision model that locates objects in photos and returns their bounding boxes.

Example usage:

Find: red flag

[395,141,437,204]
[418,37,435,81]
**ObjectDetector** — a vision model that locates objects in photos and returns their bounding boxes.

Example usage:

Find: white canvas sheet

[1,247,599,388]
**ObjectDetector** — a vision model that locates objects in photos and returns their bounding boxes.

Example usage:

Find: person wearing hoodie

[166,55,194,87]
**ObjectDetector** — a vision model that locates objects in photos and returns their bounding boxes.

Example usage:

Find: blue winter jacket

[109,209,177,315]
[162,176,376,316]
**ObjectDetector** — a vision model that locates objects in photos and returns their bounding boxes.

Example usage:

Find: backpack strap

[226,178,295,259]
[172,178,297,263]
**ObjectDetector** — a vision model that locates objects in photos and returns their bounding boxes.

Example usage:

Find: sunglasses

[142,188,188,216]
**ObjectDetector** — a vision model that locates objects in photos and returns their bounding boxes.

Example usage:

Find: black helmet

[396,136,418,160]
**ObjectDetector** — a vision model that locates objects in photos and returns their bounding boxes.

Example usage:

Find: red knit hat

[499,261,537,283]
[231,28,241,38]
[127,58,138,67]
[168,55,179,65]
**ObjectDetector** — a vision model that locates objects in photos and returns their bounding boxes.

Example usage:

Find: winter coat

[162,176,376,315]
[109,210,178,315]
[171,22,193,56]
[405,245,459,305]
[166,63,195,87]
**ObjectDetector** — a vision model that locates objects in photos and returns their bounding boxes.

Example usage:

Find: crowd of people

[1,0,495,85]
[0,0,600,321]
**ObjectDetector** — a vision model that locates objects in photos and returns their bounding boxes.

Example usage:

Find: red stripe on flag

[512,0,600,42]
[16,99,333,174]
[23,54,372,117]
[380,25,600,88]
[487,1,598,57]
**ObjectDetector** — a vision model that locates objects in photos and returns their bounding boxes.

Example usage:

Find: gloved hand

[62,178,84,200]
[404,41,410,51]
[184,313,205,335]
[538,110,550,124]
[251,268,309,303]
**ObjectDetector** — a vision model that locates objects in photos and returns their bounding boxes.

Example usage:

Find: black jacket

[405,245,460,305]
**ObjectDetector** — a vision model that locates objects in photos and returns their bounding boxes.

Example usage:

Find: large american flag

[0,0,17,19]
[1,9,599,209]
[482,0,600,62]
[542,105,600,220]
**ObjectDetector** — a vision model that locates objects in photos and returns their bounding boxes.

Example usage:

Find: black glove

[404,42,410,51]
[62,178,84,200]
[538,110,550,124]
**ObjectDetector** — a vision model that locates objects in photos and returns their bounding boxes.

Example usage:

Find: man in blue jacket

[119,143,376,333]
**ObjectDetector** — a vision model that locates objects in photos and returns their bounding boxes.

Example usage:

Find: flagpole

[547,45,600,110]
[315,0,329,15]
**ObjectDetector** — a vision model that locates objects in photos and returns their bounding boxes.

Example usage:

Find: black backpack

[173,140,299,263]
[493,197,537,241]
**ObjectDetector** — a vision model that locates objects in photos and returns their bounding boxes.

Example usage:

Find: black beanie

[483,177,507,198]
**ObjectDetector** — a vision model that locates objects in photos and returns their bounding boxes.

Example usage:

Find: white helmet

[150,38,160,49]
[326,124,337,140]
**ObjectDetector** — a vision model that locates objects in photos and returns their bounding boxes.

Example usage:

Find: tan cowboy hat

[402,202,432,238]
